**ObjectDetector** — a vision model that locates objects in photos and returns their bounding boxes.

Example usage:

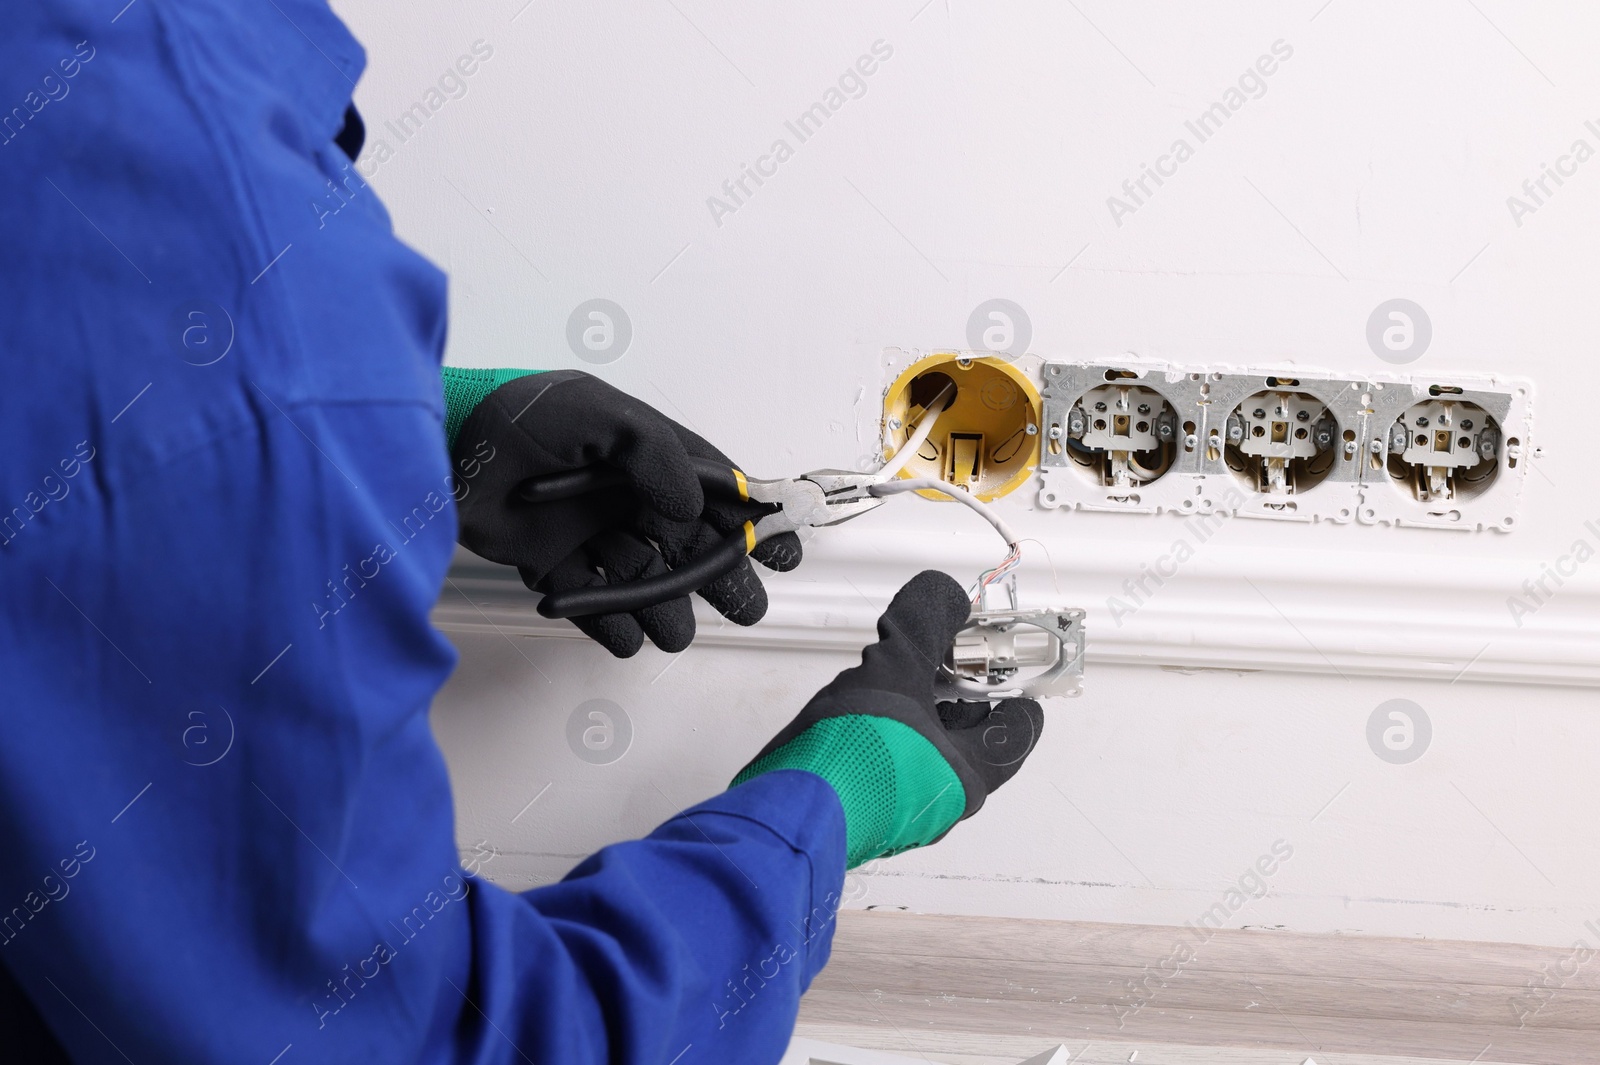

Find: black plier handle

[517,456,747,508]
[521,458,766,620]
[517,459,881,619]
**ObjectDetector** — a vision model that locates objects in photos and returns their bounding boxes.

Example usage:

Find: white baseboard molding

[432,526,1600,689]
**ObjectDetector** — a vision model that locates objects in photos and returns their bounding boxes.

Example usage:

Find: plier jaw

[744,470,886,540]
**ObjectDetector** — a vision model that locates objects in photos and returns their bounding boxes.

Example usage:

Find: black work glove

[732,570,1044,867]
[452,370,802,658]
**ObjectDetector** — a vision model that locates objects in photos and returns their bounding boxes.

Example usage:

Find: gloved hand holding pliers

[445,367,853,657]
[444,368,1045,862]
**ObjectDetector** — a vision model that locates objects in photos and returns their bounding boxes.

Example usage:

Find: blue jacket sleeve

[0,3,846,1063]
[462,772,846,1062]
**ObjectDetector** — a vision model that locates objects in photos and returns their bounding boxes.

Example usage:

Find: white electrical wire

[876,381,955,481]
[868,477,1020,548]
[871,379,1025,607]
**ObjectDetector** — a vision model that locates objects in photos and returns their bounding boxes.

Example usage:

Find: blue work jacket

[0,3,847,1062]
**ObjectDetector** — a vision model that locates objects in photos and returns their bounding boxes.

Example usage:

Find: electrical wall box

[881,352,1043,502]
[878,350,1534,532]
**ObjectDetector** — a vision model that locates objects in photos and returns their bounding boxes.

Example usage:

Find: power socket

[875,350,1534,532]
[1036,361,1531,530]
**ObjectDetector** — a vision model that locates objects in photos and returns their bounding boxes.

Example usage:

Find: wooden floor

[792,912,1600,1065]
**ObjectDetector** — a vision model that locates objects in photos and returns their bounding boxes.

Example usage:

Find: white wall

[334,0,1600,947]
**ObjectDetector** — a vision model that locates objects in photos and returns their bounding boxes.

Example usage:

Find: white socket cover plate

[873,350,1532,533]
[1036,359,1532,531]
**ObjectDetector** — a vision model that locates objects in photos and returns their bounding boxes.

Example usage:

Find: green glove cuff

[732,715,967,868]
[440,367,543,451]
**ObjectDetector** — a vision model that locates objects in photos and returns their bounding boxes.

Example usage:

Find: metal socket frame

[935,607,1087,701]
[1037,360,1534,532]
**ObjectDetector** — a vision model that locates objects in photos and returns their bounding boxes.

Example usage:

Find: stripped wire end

[971,541,1022,608]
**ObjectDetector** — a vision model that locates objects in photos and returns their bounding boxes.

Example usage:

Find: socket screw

[1369,439,1384,454]
[1047,425,1064,440]
[1344,441,1358,457]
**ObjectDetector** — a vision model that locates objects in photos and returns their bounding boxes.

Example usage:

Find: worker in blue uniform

[0,3,1043,1063]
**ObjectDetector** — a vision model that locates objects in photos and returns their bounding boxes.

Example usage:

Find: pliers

[519,458,885,619]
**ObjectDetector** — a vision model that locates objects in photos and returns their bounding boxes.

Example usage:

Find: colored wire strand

[972,542,1022,607]
[867,477,1022,606]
